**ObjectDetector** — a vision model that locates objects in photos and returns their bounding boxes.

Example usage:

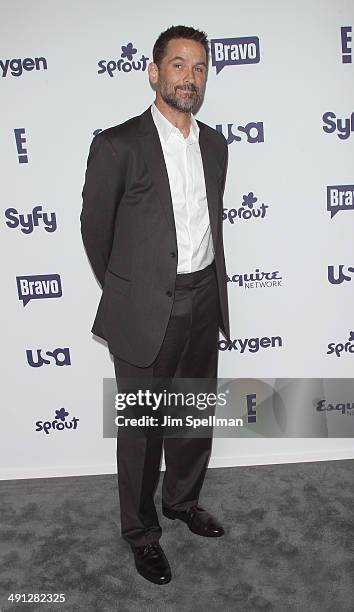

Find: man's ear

[148,61,159,85]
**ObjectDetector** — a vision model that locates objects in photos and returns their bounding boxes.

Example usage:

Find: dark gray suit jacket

[80,106,231,367]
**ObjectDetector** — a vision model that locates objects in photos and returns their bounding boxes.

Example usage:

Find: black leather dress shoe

[132,542,172,585]
[162,504,224,537]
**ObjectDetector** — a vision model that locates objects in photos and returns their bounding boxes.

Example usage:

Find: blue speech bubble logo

[16,274,62,306]
[327,184,354,218]
[211,36,260,74]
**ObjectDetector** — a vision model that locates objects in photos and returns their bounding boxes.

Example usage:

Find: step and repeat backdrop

[2,0,354,479]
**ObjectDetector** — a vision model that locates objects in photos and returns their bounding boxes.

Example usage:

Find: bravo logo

[35,407,79,435]
[327,185,354,218]
[210,37,260,74]
[16,274,62,306]
[98,42,149,77]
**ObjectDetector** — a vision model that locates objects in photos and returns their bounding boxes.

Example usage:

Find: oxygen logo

[216,122,264,144]
[327,185,354,218]
[328,265,354,285]
[223,192,269,223]
[227,269,282,289]
[327,331,354,357]
[219,335,283,353]
[35,407,79,435]
[5,205,57,234]
[322,111,354,140]
[210,37,260,74]
[1,57,47,77]
[16,274,62,306]
[26,348,71,368]
[98,42,149,77]
[341,26,352,63]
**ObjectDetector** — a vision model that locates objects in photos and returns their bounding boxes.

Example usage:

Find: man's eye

[174,64,182,68]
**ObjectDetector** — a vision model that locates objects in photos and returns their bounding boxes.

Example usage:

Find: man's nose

[183,66,195,82]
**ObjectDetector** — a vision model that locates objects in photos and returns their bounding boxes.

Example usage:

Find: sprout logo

[35,407,79,435]
[98,42,149,77]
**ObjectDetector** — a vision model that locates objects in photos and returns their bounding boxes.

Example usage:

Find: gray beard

[160,84,204,114]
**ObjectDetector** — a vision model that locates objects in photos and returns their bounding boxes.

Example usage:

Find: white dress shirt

[151,102,214,273]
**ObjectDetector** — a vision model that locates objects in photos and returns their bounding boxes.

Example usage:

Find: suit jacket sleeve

[80,133,125,288]
[220,139,228,197]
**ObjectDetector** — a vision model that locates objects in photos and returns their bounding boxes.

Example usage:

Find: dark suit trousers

[113,261,220,548]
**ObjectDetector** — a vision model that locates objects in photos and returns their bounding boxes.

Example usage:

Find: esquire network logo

[327,185,354,218]
[316,398,354,415]
[223,191,269,223]
[327,331,354,357]
[328,265,354,285]
[98,42,149,77]
[227,269,283,289]
[5,205,57,233]
[322,112,354,139]
[219,335,283,353]
[1,56,47,77]
[210,36,260,74]
[26,348,71,368]
[35,407,79,435]
[16,274,62,306]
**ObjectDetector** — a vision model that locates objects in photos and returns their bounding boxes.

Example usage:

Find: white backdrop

[2,0,354,479]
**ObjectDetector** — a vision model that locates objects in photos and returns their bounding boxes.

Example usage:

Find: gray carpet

[1,459,354,612]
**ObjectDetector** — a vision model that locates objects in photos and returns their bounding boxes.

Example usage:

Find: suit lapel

[139,107,177,249]
[198,123,220,251]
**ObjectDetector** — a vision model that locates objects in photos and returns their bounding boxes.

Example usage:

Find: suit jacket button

[170,252,176,258]
[166,290,172,297]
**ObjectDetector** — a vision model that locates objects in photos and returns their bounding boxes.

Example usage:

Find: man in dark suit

[81,25,231,585]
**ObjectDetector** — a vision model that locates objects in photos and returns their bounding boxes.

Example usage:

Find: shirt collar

[151,102,199,144]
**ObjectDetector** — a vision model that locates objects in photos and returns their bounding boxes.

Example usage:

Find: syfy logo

[223,192,269,223]
[316,399,354,415]
[327,185,354,218]
[5,205,57,234]
[341,26,352,64]
[1,57,47,78]
[26,348,71,368]
[98,42,149,77]
[35,407,79,435]
[17,274,62,306]
[216,122,264,144]
[327,331,354,357]
[219,335,283,353]
[227,269,282,289]
[210,36,260,74]
[322,111,354,140]
[328,265,354,285]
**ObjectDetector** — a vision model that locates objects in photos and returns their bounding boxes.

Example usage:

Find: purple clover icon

[55,407,69,421]
[242,192,258,208]
[121,43,137,61]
